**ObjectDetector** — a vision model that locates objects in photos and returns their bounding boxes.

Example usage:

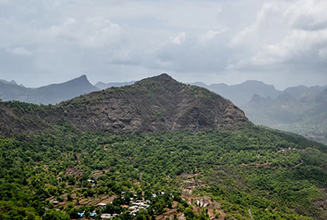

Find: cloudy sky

[1,0,327,89]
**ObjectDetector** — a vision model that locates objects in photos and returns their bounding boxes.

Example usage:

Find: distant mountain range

[95,81,135,90]
[0,76,136,104]
[0,75,99,105]
[241,87,327,144]
[3,75,324,107]
[192,81,326,106]
[191,81,327,144]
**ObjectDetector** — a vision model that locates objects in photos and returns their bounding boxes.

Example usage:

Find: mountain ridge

[192,81,326,106]
[191,80,281,106]
[0,75,99,104]
[242,88,327,144]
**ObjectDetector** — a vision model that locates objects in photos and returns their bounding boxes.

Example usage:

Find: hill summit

[57,73,250,132]
[0,74,250,135]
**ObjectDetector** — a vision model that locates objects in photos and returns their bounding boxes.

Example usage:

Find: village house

[87,179,95,183]
[97,203,107,209]
[90,210,97,217]
[101,213,120,219]
[77,210,85,218]
[101,213,111,219]
[50,200,59,205]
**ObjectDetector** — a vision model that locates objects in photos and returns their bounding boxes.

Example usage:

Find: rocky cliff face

[0,74,250,136]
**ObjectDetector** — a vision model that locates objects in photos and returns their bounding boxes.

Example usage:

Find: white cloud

[46,17,122,48]
[285,0,327,31]
[228,0,327,77]
[199,30,226,44]
[171,32,186,44]
[6,47,32,56]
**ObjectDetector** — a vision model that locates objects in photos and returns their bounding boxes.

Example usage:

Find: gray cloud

[0,0,326,89]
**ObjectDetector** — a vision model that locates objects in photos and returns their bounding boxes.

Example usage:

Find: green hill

[0,74,327,220]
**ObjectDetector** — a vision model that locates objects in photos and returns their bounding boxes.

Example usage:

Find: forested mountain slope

[1,74,327,220]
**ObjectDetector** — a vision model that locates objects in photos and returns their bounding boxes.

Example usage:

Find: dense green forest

[1,115,327,219]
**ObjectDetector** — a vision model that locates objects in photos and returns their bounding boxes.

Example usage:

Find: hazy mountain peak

[242,80,265,84]
[0,79,18,85]
[9,80,17,85]
[66,75,89,84]
[95,81,136,90]
[0,75,99,105]
[192,81,208,87]
[283,85,325,99]
[250,94,263,102]
[247,94,272,107]
[240,80,277,89]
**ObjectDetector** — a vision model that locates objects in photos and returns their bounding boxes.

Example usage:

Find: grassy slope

[1,124,327,219]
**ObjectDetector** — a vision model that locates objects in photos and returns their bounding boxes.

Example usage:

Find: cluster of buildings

[195,200,209,208]
[100,213,120,219]
[69,191,172,219]
[98,198,151,219]
[128,200,151,216]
